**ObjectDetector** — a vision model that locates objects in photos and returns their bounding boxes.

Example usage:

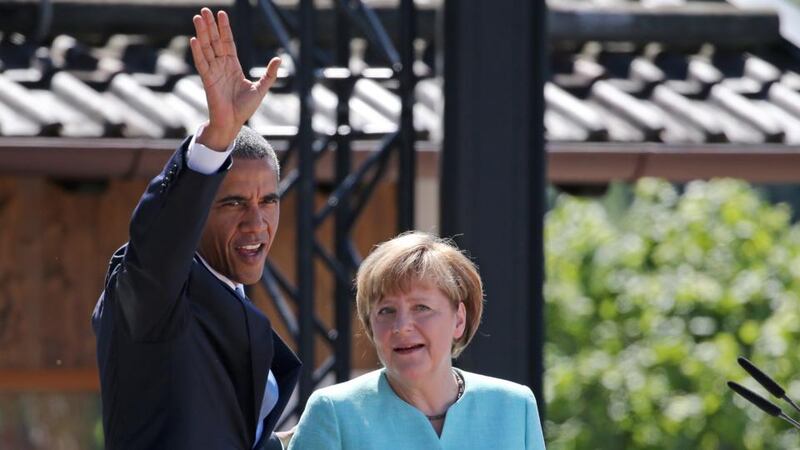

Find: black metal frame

[440,0,547,417]
[237,0,418,423]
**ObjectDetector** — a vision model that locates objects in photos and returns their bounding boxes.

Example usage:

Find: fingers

[217,10,238,58]
[189,37,209,76]
[192,13,216,66]
[193,8,232,64]
[202,8,226,58]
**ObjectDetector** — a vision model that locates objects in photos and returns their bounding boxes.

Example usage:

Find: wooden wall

[0,169,396,390]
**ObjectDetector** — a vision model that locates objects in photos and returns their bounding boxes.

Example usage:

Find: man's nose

[240,205,268,232]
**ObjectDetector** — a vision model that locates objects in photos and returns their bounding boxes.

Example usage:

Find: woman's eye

[414,304,431,312]
[377,307,394,315]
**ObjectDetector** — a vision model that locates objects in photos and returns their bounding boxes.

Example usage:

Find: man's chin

[233,265,266,285]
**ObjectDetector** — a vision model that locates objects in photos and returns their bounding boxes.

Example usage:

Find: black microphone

[738,356,800,415]
[728,381,781,416]
[728,381,800,431]
[738,357,784,397]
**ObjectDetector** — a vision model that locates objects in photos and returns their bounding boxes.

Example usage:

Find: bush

[545,178,800,450]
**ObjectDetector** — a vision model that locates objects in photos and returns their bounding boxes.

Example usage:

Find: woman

[288,232,546,449]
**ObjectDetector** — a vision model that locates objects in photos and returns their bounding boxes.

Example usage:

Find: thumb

[256,57,282,96]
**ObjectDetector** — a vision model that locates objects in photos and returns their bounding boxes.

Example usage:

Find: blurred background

[2,0,800,448]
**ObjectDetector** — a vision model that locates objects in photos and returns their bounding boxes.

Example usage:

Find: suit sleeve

[287,392,342,450]
[113,137,230,341]
[526,389,547,450]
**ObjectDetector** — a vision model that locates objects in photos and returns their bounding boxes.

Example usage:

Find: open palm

[190,8,280,146]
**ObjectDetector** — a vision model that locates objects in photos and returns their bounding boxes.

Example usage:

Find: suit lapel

[242,299,273,436]
[263,333,301,434]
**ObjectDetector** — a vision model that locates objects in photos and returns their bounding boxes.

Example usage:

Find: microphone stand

[782,396,800,417]
[780,412,800,431]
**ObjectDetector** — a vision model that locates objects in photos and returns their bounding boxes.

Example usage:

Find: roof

[0,35,441,141]
[2,0,800,182]
[545,1,800,145]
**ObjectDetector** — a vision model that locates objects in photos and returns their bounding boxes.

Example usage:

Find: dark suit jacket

[92,138,301,450]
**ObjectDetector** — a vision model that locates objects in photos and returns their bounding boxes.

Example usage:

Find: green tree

[545,178,800,450]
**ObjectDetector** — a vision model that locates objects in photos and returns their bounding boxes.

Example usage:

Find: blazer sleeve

[112,137,230,341]
[526,389,547,450]
[287,392,342,450]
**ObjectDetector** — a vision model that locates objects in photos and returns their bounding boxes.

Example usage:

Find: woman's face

[370,281,466,385]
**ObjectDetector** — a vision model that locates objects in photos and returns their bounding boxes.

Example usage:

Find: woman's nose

[392,311,414,333]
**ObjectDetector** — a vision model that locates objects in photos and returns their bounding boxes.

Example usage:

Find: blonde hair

[355,231,483,358]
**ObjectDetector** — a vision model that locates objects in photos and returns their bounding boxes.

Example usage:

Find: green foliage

[545,178,800,450]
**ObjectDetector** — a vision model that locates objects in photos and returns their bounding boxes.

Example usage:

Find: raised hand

[189,8,281,150]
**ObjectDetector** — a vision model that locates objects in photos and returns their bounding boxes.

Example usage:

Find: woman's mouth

[394,344,424,355]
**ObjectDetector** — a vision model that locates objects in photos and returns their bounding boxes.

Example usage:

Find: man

[92,8,299,450]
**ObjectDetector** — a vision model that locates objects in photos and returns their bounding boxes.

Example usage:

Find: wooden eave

[3,137,800,184]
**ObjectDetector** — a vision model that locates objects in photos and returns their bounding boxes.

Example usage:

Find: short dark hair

[232,126,280,177]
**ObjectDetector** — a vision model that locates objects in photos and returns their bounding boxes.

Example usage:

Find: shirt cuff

[186,123,236,175]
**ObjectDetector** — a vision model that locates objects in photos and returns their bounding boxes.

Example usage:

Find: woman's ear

[453,301,466,340]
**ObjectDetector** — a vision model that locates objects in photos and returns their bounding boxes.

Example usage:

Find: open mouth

[235,243,265,260]
[393,344,424,355]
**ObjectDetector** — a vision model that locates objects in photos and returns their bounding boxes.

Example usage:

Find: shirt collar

[195,253,244,294]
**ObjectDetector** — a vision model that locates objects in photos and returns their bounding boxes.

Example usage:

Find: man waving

[92,8,300,450]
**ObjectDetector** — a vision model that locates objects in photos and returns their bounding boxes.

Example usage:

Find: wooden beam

[3,137,800,183]
[0,369,99,392]
[548,142,800,183]
[0,137,441,180]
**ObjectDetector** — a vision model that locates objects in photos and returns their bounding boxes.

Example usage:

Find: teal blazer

[288,368,546,450]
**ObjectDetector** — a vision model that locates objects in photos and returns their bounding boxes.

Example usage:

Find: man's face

[198,158,279,285]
